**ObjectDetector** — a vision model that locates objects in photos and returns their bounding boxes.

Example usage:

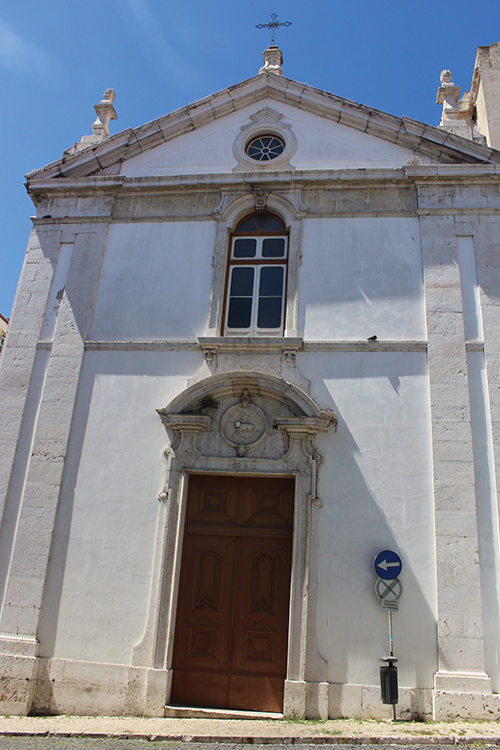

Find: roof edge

[26,73,500,184]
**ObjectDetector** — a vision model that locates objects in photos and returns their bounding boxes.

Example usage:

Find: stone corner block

[283,679,306,718]
[433,689,500,720]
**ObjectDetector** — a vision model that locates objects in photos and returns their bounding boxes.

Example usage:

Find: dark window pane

[262,238,286,257]
[233,238,256,258]
[257,297,283,328]
[268,142,284,157]
[263,217,285,232]
[247,136,285,162]
[237,217,258,232]
[235,214,285,233]
[259,266,284,296]
[227,297,252,328]
[230,266,254,296]
[253,215,268,229]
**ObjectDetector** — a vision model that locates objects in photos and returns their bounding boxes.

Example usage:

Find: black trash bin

[380,656,398,705]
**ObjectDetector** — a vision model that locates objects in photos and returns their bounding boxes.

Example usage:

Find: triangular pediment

[119,103,421,177]
[27,72,500,184]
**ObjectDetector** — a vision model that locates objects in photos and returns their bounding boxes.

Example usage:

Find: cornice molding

[82,339,427,353]
[27,164,500,206]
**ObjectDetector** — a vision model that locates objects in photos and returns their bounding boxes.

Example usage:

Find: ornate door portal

[171,474,294,712]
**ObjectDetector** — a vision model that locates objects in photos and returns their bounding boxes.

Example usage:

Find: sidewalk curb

[1,733,500,744]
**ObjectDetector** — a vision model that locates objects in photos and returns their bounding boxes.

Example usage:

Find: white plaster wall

[42,346,436,687]
[38,349,202,664]
[121,101,419,178]
[297,351,437,689]
[300,217,425,341]
[88,222,215,341]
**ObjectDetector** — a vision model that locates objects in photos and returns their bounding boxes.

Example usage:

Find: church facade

[1,45,500,720]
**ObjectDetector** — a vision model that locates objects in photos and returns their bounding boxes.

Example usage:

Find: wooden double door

[171,475,294,713]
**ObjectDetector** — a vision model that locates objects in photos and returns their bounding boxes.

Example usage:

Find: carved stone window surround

[131,372,337,718]
[223,212,289,336]
[194,336,308,393]
[199,335,303,353]
[232,107,298,172]
[208,189,307,340]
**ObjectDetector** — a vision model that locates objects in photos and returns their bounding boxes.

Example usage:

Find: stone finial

[436,69,486,143]
[436,70,461,123]
[440,69,453,85]
[92,88,117,139]
[259,46,284,76]
[64,88,118,155]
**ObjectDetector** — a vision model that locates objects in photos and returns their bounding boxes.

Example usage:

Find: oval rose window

[246,135,285,162]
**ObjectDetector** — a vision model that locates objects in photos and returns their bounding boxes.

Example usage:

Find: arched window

[222,212,288,336]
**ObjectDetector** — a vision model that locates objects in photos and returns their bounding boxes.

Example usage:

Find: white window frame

[223,221,288,337]
[205,191,304,340]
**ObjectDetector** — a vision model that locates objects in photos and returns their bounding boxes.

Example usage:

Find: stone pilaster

[0,229,60,543]
[470,218,500,693]
[0,222,109,713]
[421,214,492,713]
[475,219,500,516]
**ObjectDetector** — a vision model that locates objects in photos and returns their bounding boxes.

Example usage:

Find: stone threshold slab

[165,705,282,720]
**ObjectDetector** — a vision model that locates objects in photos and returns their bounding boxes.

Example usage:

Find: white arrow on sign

[378,560,400,571]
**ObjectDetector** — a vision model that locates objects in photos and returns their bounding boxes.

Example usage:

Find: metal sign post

[374,550,402,720]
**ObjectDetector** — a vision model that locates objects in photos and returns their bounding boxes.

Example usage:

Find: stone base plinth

[0,654,169,717]
[0,658,499,720]
[433,690,500,720]
[285,679,433,720]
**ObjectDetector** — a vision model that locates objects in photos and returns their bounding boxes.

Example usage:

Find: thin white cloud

[0,18,59,84]
[123,0,207,90]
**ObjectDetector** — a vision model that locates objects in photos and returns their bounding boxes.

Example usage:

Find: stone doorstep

[165,706,282,720]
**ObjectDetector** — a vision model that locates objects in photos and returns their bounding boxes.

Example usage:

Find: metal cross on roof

[256,13,292,47]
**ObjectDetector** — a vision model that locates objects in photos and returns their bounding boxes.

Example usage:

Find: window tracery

[246,135,285,162]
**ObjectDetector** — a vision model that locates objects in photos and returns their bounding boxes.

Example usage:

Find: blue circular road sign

[374,550,402,580]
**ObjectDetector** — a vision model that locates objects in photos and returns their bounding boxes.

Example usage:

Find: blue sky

[1,0,499,317]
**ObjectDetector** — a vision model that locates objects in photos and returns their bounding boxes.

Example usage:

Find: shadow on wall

[34,348,439,713]
[305,354,438,695]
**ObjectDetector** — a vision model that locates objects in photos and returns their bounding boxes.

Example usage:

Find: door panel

[229,675,284,713]
[186,477,241,528]
[240,477,294,529]
[231,537,291,677]
[173,535,234,674]
[171,475,294,712]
